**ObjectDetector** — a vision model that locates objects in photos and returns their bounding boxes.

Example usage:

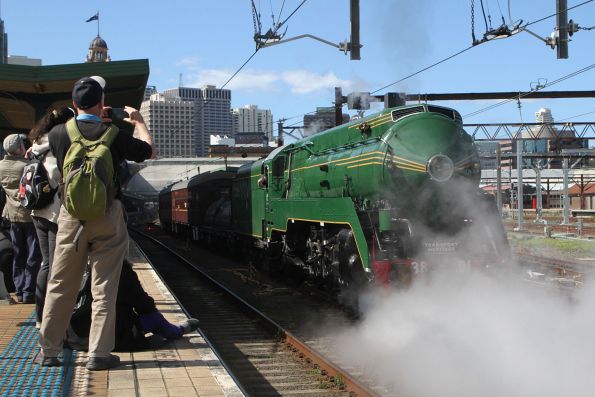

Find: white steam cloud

[325,253,595,397]
[317,175,595,397]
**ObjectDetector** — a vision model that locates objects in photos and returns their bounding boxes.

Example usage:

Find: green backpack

[62,118,119,221]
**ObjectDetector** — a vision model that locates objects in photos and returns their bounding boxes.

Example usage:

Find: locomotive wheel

[339,254,368,290]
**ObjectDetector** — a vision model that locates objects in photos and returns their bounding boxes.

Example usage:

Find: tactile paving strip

[0,314,77,397]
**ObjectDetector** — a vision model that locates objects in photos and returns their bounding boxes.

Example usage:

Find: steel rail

[130,228,380,397]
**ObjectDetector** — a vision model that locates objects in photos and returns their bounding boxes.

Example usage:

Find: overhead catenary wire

[187,1,311,142]
[370,45,475,95]
[274,0,594,141]
[164,48,261,144]
[463,62,595,119]
[276,0,287,27]
[372,0,594,95]
[559,109,595,121]
[525,0,594,27]
[275,0,308,32]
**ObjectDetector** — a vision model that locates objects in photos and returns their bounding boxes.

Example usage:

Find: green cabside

[232,159,266,238]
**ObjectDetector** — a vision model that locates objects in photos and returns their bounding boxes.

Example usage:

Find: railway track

[130,228,384,397]
[516,252,591,289]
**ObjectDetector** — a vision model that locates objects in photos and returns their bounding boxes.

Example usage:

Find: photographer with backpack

[37,76,155,370]
[27,107,75,327]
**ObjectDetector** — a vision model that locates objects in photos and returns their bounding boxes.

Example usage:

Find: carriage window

[272,156,286,178]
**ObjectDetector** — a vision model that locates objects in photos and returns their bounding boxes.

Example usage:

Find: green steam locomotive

[161,104,509,289]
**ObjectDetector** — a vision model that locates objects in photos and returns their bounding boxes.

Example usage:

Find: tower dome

[90,36,107,49]
[85,35,111,63]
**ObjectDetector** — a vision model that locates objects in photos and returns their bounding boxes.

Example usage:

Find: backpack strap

[65,118,119,147]
[65,118,83,143]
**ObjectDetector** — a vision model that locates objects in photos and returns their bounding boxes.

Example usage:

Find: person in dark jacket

[67,259,199,352]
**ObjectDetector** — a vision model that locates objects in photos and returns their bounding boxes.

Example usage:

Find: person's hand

[123,106,145,125]
[101,106,114,123]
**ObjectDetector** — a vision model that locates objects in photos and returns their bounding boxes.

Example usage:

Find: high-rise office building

[140,93,194,158]
[162,86,232,156]
[535,107,554,123]
[303,107,350,136]
[232,105,273,141]
[144,85,157,101]
[0,14,7,64]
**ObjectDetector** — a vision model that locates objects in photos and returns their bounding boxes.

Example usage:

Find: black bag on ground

[18,151,56,210]
[64,270,149,352]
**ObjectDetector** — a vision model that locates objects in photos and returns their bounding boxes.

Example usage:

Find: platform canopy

[0,59,149,137]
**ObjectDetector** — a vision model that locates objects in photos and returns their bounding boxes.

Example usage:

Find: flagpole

[97,11,100,36]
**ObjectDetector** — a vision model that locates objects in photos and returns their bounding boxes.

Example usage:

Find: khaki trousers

[39,200,128,358]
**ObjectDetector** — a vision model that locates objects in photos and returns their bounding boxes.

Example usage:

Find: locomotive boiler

[161,104,509,290]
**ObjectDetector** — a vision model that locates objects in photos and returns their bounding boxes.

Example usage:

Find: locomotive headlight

[427,154,454,182]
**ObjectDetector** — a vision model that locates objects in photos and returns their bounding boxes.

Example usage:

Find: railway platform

[0,239,243,397]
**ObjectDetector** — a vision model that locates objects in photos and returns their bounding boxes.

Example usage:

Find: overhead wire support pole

[349,0,361,60]
[557,0,569,58]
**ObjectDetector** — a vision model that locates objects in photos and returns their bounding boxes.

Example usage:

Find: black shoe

[180,318,199,334]
[33,351,62,367]
[22,296,34,304]
[86,354,120,371]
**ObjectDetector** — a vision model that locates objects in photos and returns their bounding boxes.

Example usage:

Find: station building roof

[0,59,149,138]
[123,157,260,199]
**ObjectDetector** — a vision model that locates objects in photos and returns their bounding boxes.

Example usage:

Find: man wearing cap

[37,76,155,370]
[0,134,42,304]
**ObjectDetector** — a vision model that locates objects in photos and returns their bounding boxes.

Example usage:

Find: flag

[85,12,99,22]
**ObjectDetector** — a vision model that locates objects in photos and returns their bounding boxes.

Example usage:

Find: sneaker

[180,318,199,334]
[33,351,62,367]
[86,354,120,371]
[22,296,35,304]
[16,295,22,303]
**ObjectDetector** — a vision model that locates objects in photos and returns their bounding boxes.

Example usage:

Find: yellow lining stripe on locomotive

[346,161,384,169]
[348,113,391,129]
[336,156,384,167]
[369,118,394,129]
[391,155,426,168]
[291,151,386,172]
[393,161,426,172]
[395,164,427,173]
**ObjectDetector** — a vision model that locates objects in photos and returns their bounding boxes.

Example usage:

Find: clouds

[184,67,354,94]
[281,70,353,94]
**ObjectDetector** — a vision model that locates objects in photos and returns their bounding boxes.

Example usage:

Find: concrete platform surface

[0,239,244,397]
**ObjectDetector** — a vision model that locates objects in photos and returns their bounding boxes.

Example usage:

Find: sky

[2,0,595,140]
